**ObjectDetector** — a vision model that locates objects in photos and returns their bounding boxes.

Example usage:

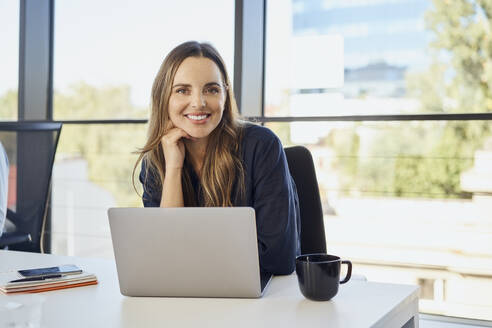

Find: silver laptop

[108,207,272,298]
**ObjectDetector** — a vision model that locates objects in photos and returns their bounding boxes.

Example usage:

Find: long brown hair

[133,41,245,206]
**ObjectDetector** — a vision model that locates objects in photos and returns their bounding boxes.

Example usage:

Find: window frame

[7,0,492,324]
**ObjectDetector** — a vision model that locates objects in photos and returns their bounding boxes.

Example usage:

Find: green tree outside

[2,1,491,202]
[327,0,491,199]
[0,84,149,207]
[394,0,491,198]
[54,83,148,207]
[0,89,17,120]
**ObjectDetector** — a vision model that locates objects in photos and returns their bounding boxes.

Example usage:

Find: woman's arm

[139,162,185,207]
[159,126,190,207]
[139,127,190,208]
[251,131,300,275]
[139,160,160,207]
[160,168,183,207]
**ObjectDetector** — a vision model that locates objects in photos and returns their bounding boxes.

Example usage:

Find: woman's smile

[184,112,212,124]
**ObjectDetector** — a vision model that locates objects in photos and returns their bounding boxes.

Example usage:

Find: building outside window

[265,0,492,321]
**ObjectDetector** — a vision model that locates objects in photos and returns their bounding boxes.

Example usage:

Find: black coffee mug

[295,253,352,301]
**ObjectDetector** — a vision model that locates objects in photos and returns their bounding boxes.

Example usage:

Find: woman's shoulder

[239,122,284,159]
[241,122,279,144]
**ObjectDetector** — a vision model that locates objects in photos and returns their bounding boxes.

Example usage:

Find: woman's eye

[176,88,187,94]
[206,87,220,94]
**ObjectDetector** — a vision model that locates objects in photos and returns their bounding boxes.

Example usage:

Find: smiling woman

[133,41,301,275]
[138,42,242,208]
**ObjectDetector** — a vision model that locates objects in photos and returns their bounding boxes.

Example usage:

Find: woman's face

[167,56,227,140]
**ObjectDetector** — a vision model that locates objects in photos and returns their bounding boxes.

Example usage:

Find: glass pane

[0,131,17,212]
[52,123,147,259]
[265,0,492,117]
[266,120,492,321]
[0,1,19,120]
[53,0,234,120]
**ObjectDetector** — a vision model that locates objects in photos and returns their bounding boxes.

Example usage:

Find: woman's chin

[185,131,210,140]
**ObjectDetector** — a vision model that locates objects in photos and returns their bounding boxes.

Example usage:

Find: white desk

[0,250,419,328]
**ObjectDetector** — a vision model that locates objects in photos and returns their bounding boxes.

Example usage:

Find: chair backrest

[284,146,327,254]
[0,121,62,252]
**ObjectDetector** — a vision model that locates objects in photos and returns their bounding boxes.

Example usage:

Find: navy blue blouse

[139,124,300,275]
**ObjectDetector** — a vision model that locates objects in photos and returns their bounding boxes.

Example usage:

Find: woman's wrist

[165,166,183,172]
[161,166,184,207]
[163,167,183,189]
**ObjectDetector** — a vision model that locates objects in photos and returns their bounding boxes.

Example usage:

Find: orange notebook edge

[2,280,98,294]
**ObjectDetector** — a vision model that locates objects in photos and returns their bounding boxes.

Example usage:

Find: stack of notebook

[0,267,98,294]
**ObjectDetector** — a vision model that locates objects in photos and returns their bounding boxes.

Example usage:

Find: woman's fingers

[162,128,189,143]
[160,127,187,169]
[163,127,199,143]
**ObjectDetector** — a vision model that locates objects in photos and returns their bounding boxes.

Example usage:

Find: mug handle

[340,260,352,284]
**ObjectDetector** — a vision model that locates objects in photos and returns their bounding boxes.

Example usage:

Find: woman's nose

[191,92,206,109]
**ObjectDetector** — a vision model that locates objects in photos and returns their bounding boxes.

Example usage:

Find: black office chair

[0,121,62,253]
[284,146,327,254]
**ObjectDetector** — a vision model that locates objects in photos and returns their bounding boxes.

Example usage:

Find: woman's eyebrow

[172,82,221,88]
[204,82,221,87]
[172,83,191,88]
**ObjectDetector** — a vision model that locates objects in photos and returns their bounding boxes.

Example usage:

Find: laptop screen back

[108,207,268,298]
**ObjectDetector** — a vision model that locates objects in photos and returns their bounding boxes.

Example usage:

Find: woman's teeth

[187,114,208,120]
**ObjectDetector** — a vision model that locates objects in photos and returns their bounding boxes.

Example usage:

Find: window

[52,123,146,258]
[0,1,19,120]
[10,0,492,321]
[51,1,235,257]
[53,0,235,120]
[265,0,492,321]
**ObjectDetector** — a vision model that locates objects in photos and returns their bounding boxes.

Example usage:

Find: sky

[0,0,235,107]
[1,0,431,109]
[54,0,234,107]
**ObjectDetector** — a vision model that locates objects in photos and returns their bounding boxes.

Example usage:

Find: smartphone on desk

[18,264,82,279]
